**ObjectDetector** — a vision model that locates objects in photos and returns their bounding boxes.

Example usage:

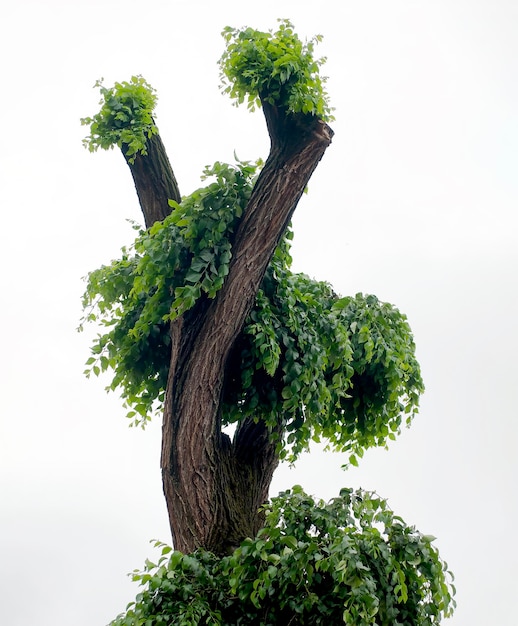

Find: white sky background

[0,1,517,624]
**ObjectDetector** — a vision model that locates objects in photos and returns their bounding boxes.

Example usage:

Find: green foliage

[331,294,425,466]
[223,254,424,463]
[80,157,423,460]
[220,19,334,120]
[81,75,158,162]
[109,487,455,626]
[79,158,259,425]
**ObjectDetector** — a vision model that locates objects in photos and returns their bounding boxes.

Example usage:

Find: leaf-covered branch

[80,156,423,464]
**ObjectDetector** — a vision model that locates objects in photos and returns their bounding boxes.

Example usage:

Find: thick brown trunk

[161,106,333,554]
[125,105,333,555]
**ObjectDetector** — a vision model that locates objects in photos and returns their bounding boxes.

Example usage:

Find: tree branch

[123,130,181,228]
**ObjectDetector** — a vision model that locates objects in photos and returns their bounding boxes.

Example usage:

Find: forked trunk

[124,105,333,554]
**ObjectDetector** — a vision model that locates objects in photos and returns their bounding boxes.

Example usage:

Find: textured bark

[123,130,181,227]
[125,105,333,555]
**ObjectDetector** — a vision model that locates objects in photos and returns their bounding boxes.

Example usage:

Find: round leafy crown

[219,19,334,120]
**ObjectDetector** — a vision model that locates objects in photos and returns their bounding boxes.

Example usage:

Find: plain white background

[0,1,516,624]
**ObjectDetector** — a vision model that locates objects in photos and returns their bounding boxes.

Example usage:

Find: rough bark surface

[124,130,181,227]
[125,104,333,554]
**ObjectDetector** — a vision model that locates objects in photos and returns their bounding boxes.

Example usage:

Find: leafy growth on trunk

[80,156,424,464]
[109,487,455,625]
[79,158,260,425]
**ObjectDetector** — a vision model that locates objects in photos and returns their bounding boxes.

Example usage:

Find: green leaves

[80,32,421,463]
[80,158,260,426]
[80,153,424,460]
[219,19,334,121]
[109,488,456,625]
[331,294,425,465]
[223,264,423,463]
[81,75,158,162]
[112,540,223,626]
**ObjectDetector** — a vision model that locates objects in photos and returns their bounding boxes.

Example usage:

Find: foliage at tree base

[110,487,455,626]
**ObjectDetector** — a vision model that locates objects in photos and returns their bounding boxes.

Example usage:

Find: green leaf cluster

[219,19,334,121]
[331,294,425,466]
[223,253,424,462]
[109,486,455,625]
[81,75,158,163]
[80,159,259,425]
[80,156,423,459]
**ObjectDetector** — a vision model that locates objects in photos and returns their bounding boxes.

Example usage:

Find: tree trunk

[124,104,333,554]
[123,129,181,227]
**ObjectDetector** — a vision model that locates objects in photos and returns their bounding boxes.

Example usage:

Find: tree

[80,20,455,625]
